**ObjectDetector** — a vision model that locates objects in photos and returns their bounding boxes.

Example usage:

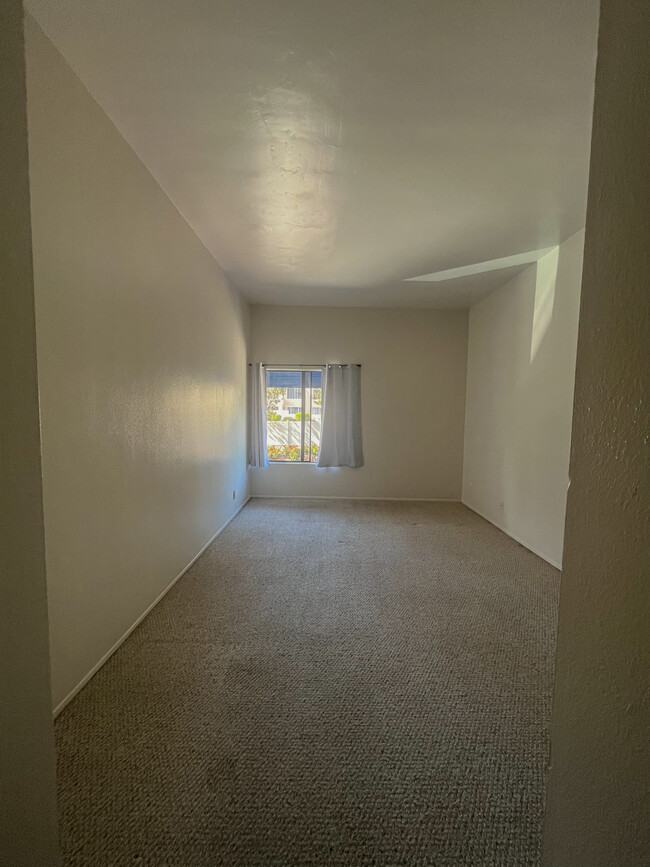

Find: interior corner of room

[4,0,648,864]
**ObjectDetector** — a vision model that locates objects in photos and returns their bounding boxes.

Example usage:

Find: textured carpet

[54,499,560,866]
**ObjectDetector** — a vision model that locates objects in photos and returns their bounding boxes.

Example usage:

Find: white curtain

[248,362,268,467]
[317,364,364,468]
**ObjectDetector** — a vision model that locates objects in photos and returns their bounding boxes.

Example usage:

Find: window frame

[265,366,323,465]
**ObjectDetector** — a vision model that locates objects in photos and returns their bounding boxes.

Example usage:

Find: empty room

[2,1,648,866]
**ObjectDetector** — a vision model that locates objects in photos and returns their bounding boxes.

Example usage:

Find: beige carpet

[54,499,559,866]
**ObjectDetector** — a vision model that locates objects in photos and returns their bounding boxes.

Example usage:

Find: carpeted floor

[54,499,560,866]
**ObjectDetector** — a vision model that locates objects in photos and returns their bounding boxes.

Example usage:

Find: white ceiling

[27,0,599,307]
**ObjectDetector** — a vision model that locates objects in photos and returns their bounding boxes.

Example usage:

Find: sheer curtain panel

[317,364,364,468]
[248,362,268,467]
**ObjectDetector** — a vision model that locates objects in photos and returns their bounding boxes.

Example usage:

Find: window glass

[266,369,322,462]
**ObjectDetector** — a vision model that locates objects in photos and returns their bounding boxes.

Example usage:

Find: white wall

[250,305,468,499]
[0,5,59,862]
[543,1,650,861]
[462,231,585,567]
[26,19,249,712]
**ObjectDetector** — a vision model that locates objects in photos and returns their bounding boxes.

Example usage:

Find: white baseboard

[53,496,251,718]
[250,495,460,502]
[462,500,562,570]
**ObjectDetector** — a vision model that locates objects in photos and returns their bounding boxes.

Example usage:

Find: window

[266,369,322,463]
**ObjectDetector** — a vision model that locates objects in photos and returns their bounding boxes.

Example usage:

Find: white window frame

[265,366,324,465]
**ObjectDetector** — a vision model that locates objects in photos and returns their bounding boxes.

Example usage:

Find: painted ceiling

[27,0,599,306]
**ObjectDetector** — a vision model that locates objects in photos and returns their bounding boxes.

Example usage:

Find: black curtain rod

[248,363,361,367]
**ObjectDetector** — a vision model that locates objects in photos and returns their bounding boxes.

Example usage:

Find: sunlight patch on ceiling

[405,247,557,282]
[247,86,341,276]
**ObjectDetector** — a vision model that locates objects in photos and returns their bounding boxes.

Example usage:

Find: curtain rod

[248,363,361,367]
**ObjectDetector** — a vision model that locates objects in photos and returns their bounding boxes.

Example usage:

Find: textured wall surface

[0,4,59,863]
[26,20,249,712]
[249,305,468,500]
[542,0,650,863]
[462,232,585,567]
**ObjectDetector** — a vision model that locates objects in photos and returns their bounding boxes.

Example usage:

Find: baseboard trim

[52,495,251,718]
[250,495,460,502]
[462,500,562,570]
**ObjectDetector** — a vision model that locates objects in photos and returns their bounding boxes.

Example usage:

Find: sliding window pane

[266,370,302,461]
